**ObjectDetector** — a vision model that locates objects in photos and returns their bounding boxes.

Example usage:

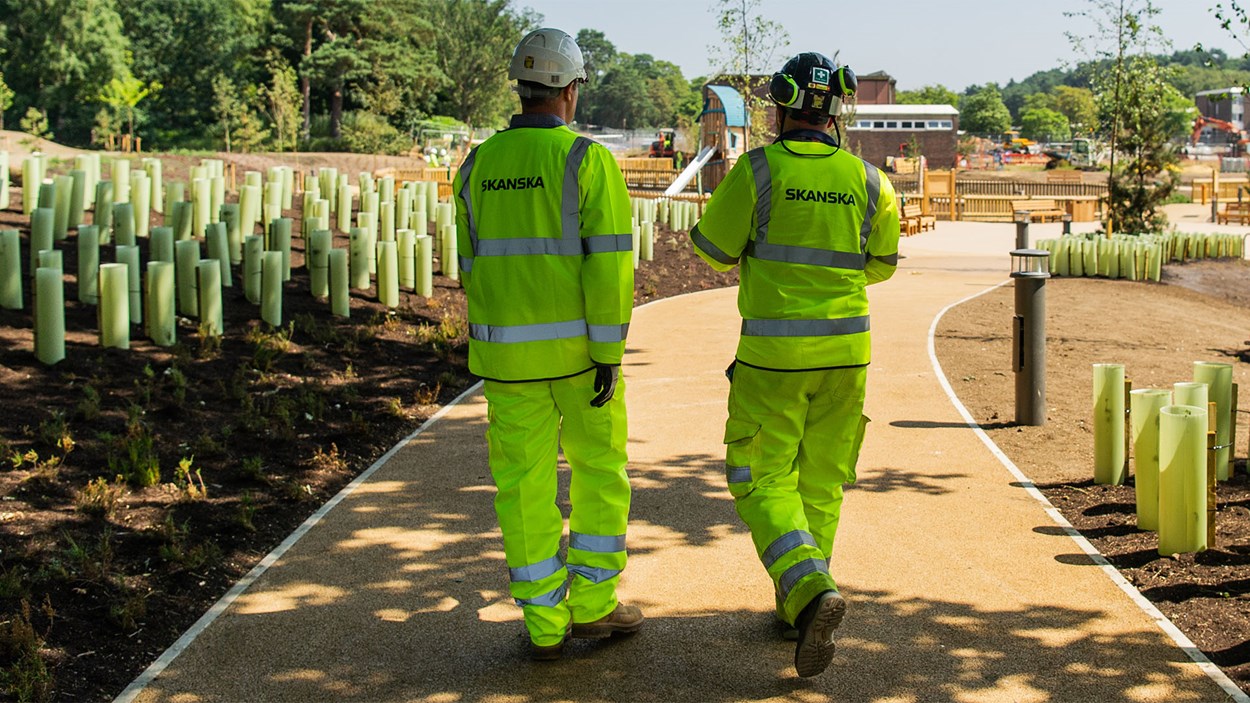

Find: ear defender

[835,66,857,98]
[769,72,801,107]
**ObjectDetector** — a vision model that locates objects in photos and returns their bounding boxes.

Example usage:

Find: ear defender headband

[769,64,857,114]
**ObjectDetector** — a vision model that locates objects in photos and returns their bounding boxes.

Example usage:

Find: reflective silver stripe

[583,233,632,254]
[871,252,899,266]
[475,237,582,257]
[587,323,629,343]
[568,564,622,584]
[859,161,880,252]
[510,554,565,583]
[459,148,479,252]
[761,530,818,570]
[470,319,587,343]
[778,558,829,600]
[562,138,593,241]
[726,465,751,484]
[747,149,772,243]
[691,224,738,265]
[569,532,627,553]
[515,581,568,608]
[458,255,473,273]
[741,316,870,337]
[748,241,865,270]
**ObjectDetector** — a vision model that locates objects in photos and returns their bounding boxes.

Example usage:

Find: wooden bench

[1217,201,1250,224]
[1011,199,1066,223]
[1046,170,1084,184]
[900,202,935,236]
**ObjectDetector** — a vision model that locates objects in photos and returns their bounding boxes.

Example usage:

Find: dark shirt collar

[510,113,567,129]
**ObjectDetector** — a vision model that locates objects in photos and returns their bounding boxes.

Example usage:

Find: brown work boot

[571,602,644,639]
[794,590,846,678]
[529,625,572,661]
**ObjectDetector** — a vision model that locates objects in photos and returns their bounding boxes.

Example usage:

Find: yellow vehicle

[1002,130,1035,152]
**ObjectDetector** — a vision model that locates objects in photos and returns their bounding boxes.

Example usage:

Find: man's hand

[590,364,619,408]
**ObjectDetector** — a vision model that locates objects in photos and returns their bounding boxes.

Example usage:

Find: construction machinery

[648,128,676,158]
[1191,114,1249,156]
[1042,137,1105,170]
[1002,130,1036,153]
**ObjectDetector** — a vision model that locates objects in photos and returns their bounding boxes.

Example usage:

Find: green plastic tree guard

[220,203,242,264]
[53,175,72,240]
[146,261,176,347]
[309,230,332,298]
[641,221,654,261]
[197,260,223,336]
[350,227,370,290]
[417,234,433,298]
[0,229,22,310]
[150,227,174,264]
[1174,381,1208,410]
[205,222,231,289]
[380,201,395,243]
[271,218,292,281]
[30,208,54,276]
[35,266,65,364]
[329,247,349,318]
[1158,404,1208,556]
[68,170,86,230]
[378,239,399,308]
[398,229,416,290]
[1194,361,1234,480]
[143,158,163,214]
[113,203,136,247]
[359,210,377,275]
[443,224,459,281]
[98,263,129,349]
[1093,363,1126,485]
[169,201,193,241]
[193,178,211,240]
[243,235,263,305]
[112,159,131,204]
[337,183,352,233]
[131,171,150,239]
[77,224,100,304]
[175,239,201,317]
[115,244,142,324]
[261,250,282,327]
[1131,388,1172,532]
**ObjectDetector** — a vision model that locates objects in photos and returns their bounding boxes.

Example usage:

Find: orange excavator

[1191,115,1250,155]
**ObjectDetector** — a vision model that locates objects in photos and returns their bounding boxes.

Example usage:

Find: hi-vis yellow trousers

[483,370,630,647]
[724,363,869,626]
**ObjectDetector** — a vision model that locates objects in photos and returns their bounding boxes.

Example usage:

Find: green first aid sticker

[811,67,830,86]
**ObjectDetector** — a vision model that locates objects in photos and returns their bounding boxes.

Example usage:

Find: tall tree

[0,71,13,131]
[1051,86,1099,135]
[273,1,320,140]
[0,0,131,142]
[98,70,161,146]
[1067,0,1172,234]
[708,0,790,146]
[959,85,1012,134]
[116,0,268,147]
[259,58,303,152]
[897,85,960,108]
[429,0,533,131]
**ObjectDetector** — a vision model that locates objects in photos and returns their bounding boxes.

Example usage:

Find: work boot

[529,625,572,662]
[794,590,846,678]
[571,602,644,639]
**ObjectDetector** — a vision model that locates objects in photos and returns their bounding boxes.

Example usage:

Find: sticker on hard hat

[812,95,826,109]
[811,67,830,85]
[524,56,534,69]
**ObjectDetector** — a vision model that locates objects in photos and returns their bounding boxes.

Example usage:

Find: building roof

[703,85,749,127]
[850,104,959,116]
[1195,86,1245,98]
[858,70,895,82]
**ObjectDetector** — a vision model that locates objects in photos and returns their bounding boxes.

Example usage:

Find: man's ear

[562,82,578,102]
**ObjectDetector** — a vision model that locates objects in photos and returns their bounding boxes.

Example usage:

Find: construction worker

[452,26,642,661]
[690,52,900,678]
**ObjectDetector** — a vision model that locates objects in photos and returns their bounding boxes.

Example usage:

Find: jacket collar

[510,113,567,129]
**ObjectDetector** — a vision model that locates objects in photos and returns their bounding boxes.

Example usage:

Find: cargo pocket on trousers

[846,414,871,484]
[723,418,761,498]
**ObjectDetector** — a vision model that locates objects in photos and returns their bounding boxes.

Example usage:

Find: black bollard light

[1014,211,1030,249]
[1011,249,1050,426]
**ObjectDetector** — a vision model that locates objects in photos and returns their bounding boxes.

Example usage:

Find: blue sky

[517,0,1249,91]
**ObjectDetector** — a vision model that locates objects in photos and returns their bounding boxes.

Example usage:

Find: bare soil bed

[935,258,1250,692]
[0,169,735,702]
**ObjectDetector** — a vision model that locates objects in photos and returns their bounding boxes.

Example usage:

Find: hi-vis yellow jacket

[454,114,634,382]
[691,137,900,370]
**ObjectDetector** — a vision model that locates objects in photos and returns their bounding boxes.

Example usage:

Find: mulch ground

[935,262,1250,693]
[0,174,735,702]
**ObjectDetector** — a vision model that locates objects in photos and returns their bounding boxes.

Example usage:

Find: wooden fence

[895,170,1107,222]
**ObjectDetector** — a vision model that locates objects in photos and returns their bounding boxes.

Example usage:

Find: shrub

[75,477,125,518]
[341,111,411,156]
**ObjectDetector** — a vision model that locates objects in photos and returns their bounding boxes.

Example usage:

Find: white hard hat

[508,27,586,88]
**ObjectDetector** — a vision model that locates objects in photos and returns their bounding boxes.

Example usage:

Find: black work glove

[725,360,737,382]
[590,363,619,408]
